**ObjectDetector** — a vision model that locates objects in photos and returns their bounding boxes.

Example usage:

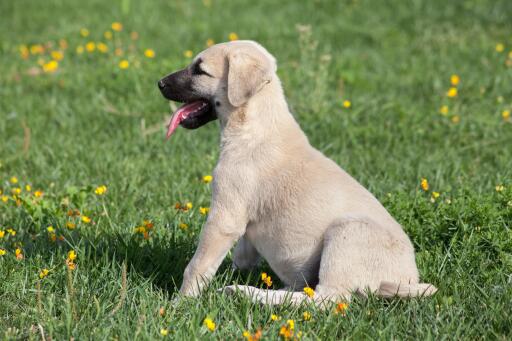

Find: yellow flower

[80,28,90,37]
[502,110,510,121]
[97,43,108,53]
[42,60,59,73]
[144,49,155,58]
[229,32,239,41]
[335,302,349,315]
[496,43,505,52]
[303,286,315,298]
[271,314,281,321]
[203,317,216,332]
[12,187,22,195]
[119,60,130,69]
[279,320,295,339]
[34,190,43,198]
[439,105,449,116]
[243,329,262,341]
[495,185,505,192]
[15,248,23,260]
[104,31,113,40]
[261,272,272,287]
[303,311,312,321]
[185,202,193,210]
[199,207,210,215]
[19,45,29,59]
[160,328,168,336]
[10,176,18,184]
[66,222,76,230]
[202,175,213,183]
[450,74,460,86]
[25,185,31,192]
[0,249,6,256]
[134,226,146,234]
[81,215,91,223]
[7,228,16,236]
[85,42,96,52]
[111,22,123,32]
[76,45,84,54]
[0,230,4,238]
[67,250,77,261]
[206,38,215,47]
[47,226,55,233]
[179,222,189,231]
[420,178,429,191]
[286,320,295,330]
[451,115,460,124]
[342,100,351,108]
[94,185,107,195]
[446,87,457,98]
[432,191,440,199]
[51,51,64,61]
[1,195,8,203]
[184,50,193,58]
[39,268,49,279]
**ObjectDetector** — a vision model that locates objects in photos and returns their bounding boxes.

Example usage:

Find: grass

[1,0,511,339]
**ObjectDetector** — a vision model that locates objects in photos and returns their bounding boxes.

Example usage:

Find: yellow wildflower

[25,184,31,192]
[185,202,193,210]
[7,228,16,236]
[184,50,193,58]
[39,268,49,279]
[51,50,64,61]
[144,49,155,58]
[271,314,281,321]
[160,328,168,336]
[34,190,43,198]
[94,185,107,195]
[10,176,18,184]
[30,44,44,54]
[303,311,312,321]
[206,38,215,47]
[199,207,210,215]
[342,100,351,108]
[261,272,273,287]
[12,187,22,195]
[80,28,90,37]
[0,230,4,238]
[19,45,29,59]
[496,185,505,192]
[81,215,91,223]
[0,249,6,256]
[279,320,295,339]
[446,87,457,98]
[47,226,55,233]
[451,115,460,124]
[1,195,8,203]
[179,222,188,231]
[15,248,23,260]
[66,222,76,230]
[85,41,96,52]
[243,329,262,341]
[420,178,429,191]
[450,74,460,86]
[67,250,77,261]
[42,60,59,73]
[104,31,113,40]
[119,60,129,69]
[97,43,108,53]
[143,220,154,229]
[335,302,349,315]
[496,43,505,52]
[203,317,216,332]
[439,105,449,116]
[76,45,84,54]
[229,32,239,41]
[111,22,123,32]
[303,286,315,298]
[202,175,213,183]
[502,110,510,121]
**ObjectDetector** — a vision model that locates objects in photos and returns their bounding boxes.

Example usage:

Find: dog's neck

[219,77,308,154]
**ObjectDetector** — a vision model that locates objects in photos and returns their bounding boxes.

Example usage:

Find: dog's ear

[227,50,275,107]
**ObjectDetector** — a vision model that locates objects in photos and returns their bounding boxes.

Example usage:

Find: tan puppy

[158,41,437,306]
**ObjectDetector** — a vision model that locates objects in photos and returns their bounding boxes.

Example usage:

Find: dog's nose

[158,80,166,90]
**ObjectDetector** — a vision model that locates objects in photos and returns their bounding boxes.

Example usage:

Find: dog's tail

[376,281,438,298]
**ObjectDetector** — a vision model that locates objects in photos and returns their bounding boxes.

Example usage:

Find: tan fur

[176,41,437,305]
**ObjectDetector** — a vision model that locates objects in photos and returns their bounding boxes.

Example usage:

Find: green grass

[1,0,512,339]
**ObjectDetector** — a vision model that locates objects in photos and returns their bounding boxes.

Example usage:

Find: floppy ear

[227,51,274,107]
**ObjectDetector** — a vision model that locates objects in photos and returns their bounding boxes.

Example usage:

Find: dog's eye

[192,62,212,77]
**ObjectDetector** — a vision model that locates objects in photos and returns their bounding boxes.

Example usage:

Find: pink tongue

[166,100,208,139]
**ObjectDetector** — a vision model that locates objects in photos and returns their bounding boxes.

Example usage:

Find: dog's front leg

[180,207,246,297]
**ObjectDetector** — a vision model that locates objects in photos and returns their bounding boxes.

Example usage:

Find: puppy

[158,40,437,306]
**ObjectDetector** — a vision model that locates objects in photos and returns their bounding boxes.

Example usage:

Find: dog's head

[158,40,277,138]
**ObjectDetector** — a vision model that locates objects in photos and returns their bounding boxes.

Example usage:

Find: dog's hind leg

[232,234,261,270]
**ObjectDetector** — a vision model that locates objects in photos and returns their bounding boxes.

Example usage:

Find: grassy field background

[1,0,512,339]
